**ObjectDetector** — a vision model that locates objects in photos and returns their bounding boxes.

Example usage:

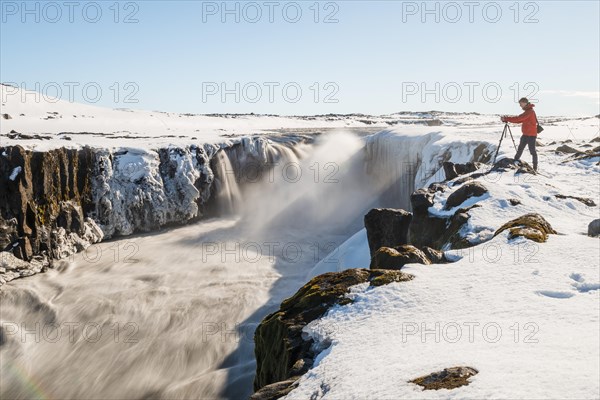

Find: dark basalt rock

[491,158,536,175]
[555,194,596,207]
[421,246,449,264]
[555,144,580,154]
[411,366,479,390]
[588,219,600,237]
[370,245,431,270]
[364,208,412,256]
[495,213,557,242]
[444,182,488,210]
[0,145,95,261]
[253,268,413,398]
[410,189,435,214]
[443,161,482,181]
[408,185,475,250]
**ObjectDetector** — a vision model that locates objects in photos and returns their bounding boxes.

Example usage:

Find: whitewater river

[1,131,398,399]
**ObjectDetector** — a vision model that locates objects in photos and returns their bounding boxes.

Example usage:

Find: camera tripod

[492,123,517,164]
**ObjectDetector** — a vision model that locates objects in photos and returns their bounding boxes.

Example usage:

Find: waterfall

[211,150,243,216]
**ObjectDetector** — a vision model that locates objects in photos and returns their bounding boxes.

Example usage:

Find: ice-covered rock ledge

[0,134,311,286]
[252,131,600,400]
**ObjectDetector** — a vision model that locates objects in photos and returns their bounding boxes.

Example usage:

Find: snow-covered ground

[285,127,600,399]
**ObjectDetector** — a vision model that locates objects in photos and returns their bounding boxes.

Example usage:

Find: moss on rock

[495,213,557,242]
[253,268,413,398]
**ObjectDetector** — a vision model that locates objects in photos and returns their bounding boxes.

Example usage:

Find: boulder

[409,186,475,250]
[253,268,413,398]
[411,366,479,390]
[364,208,412,257]
[250,379,299,400]
[428,183,447,193]
[421,246,448,264]
[495,213,557,242]
[370,245,431,270]
[443,161,482,181]
[410,189,435,214]
[555,144,580,154]
[555,194,596,207]
[492,158,536,175]
[444,182,488,210]
[588,219,600,237]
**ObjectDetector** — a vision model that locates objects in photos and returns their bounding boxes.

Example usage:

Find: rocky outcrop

[442,161,482,181]
[588,219,600,237]
[0,146,103,263]
[494,213,557,242]
[370,245,431,270]
[364,208,412,256]
[410,366,479,390]
[0,252,50,286]
[491,157,536,175]
[408,184,475,250]
[444,182,488,210]
[555,144,580,154]
[253,268,413,399]
[555,194,596,207]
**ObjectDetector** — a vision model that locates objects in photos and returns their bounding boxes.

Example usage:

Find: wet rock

[364,208,412,256]
[370,245,431,270]
[253,268,413,397]
[411,366,479,390]
[555,194,596,207]
[0,252,50,286]
[444,182,488,210]
[495,213,557,242]
[588,219,600,237]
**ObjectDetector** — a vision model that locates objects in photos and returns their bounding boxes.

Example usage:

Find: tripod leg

[506,124,517,151]
[492,125,508,164]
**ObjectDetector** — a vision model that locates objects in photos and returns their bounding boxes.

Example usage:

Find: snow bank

[284,126,600,400]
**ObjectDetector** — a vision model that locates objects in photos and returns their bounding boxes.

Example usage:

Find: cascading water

[0,130,439,400]
[211,150,243,216]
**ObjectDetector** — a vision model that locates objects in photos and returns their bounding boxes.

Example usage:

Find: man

[501,97,539,171]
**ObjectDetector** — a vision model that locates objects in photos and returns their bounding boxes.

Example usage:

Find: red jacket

[504,103,538,136]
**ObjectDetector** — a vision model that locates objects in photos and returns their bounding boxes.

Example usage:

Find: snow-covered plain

[285,127,600,399]
[2,83,597,151]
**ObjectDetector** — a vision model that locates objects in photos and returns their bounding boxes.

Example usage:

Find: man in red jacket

[501,97,538,171]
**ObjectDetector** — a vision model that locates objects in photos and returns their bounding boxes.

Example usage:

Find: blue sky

[1,1,599,116]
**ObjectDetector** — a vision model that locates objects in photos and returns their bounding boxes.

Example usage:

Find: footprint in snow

[535,290,575,299]
[569,273,600,293]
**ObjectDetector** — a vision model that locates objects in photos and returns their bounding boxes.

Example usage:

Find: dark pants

[515,135,538,170]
